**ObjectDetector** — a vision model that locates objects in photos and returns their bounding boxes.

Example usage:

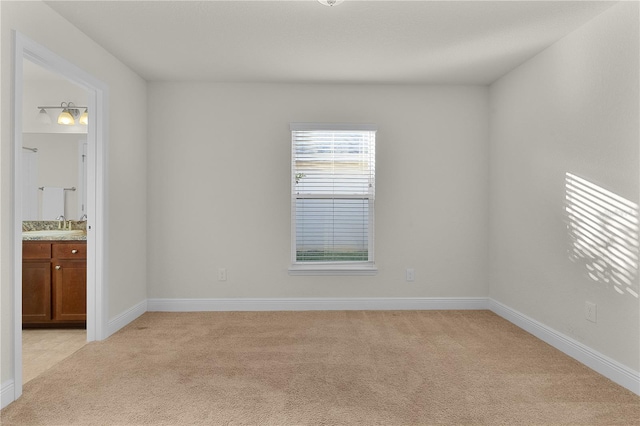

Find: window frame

[289,123,378,276]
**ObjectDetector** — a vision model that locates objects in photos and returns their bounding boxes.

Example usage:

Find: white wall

[148,83,489,299]
[1,0,148,386]
[22,133,85,220]
[489,1,639,371]
[22,75,89,220]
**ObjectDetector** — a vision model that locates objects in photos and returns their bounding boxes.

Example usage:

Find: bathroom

[21,60,89,383]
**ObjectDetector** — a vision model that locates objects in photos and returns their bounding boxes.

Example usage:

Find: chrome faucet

[56,215,65,229]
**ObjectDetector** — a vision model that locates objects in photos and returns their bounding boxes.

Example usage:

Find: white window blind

[290,123,376,274]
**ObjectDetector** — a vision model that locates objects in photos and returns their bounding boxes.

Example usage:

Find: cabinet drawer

[52,243,86,259]
[23,243,51,259]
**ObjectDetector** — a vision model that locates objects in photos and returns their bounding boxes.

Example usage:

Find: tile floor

[22,329,87,384]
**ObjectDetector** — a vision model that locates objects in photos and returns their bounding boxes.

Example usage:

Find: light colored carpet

[2,310,639,425]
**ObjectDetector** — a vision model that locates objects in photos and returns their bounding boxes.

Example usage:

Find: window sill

[288,263,378,276]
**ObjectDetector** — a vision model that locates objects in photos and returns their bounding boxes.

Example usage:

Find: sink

[23,229,85,238]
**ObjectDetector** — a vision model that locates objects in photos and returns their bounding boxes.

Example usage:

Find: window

[290,123,377,275]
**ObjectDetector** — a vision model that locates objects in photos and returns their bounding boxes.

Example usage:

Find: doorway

[21,59,89,383]
[12,31,108,400]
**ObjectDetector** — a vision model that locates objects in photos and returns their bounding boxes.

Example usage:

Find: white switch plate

[218,268,227,281]
[585,302,597,323]
[406,268,415,282]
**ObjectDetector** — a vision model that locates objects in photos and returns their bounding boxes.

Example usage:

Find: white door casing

[12,31,108,402]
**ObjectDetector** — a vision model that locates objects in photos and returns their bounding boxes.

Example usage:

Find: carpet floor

[2,310,639,425]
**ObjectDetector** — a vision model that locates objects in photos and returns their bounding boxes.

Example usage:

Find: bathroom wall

[1,0,148,390]
[22,70,88,221]
[22,133,84,220]
[147,83,490,300]
[489,1,639,371]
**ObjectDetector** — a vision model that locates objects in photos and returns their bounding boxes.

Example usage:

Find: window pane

[293,131,375,197]
[296,198,369,262]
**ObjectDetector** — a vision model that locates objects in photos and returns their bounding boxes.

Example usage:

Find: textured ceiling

[43,0,616,84]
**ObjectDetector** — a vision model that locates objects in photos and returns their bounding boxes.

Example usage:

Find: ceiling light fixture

[37,102,87,126]
[318,0,344,6]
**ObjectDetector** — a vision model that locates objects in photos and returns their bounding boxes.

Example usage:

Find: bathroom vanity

[22,237,86,328]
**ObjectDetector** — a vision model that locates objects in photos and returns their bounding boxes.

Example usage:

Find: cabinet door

[22,261,52,323]
[52,260,86,321]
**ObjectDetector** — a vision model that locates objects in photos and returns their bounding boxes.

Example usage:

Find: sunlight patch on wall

[565,173,639,298]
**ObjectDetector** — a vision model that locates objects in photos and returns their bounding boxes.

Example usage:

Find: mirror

[22,60,89,221]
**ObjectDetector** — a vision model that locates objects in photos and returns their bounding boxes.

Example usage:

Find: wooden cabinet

[22,261,51,322]
[53,259,87,321]
[22,241,86,327]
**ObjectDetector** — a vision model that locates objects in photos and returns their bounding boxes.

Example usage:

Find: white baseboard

[106,299,148,338]
[147,297,490,312]
[1,380,15,409]
[489,299,640,396]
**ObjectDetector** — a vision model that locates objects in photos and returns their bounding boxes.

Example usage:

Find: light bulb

[58,109,75,125]
[79,109,88,125]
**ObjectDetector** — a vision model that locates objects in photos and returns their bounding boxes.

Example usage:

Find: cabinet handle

[71,249,78,254]
[55,265,61,270]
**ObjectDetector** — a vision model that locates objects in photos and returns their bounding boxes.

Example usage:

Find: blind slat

[292,127,375,263]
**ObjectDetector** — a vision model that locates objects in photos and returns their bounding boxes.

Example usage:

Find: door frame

[12,31,108,399]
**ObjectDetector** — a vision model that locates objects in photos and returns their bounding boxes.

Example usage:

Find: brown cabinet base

[22,322,86,329]
[23,240,87,328]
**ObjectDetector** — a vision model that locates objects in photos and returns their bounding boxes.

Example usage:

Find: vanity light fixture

[36,108,52,125]
[79,109,88,125]
[57,106,75,125]
[37,102,87,126]
[318,0,344,6]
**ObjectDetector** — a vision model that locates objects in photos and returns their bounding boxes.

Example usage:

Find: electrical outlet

[406,268,415,282]
[585,302,597,323]
[218,268,227,281]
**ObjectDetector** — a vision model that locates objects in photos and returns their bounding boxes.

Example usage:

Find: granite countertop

[22,231,87,241]
[22,221,87,241]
